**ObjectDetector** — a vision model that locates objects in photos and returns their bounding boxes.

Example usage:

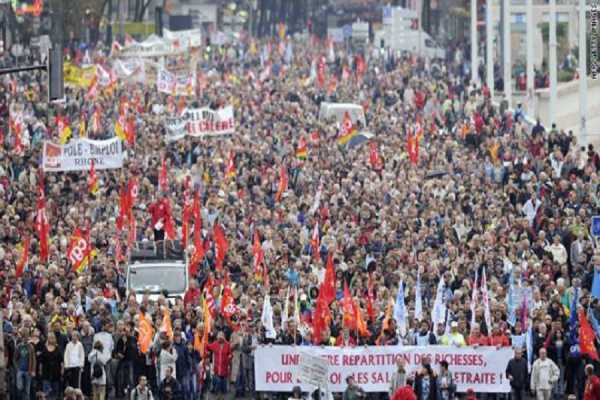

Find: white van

[375,29,445,59]
[318,103,366,126]
[126,241,189,303]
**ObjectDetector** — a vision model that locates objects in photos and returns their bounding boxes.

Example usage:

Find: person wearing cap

[440,322,465,347]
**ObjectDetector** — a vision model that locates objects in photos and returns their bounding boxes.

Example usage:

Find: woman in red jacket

[207,331,233,400]
[584,364,600,400]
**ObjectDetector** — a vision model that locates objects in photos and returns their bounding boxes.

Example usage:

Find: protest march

[1,7,600,400]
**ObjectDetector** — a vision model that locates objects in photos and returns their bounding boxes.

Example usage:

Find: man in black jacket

[506,348,528,400]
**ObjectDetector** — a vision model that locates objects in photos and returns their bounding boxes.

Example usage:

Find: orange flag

[15,236,30,278]
[201,296,212,357]
[160,308,173,340]
[138,313,154,354]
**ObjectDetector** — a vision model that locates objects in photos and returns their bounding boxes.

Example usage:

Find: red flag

[189,192,204,276]
[116,184,127,231]
[321,252,336,304]
[406,127,419,165]
[369,142,383,170]
[317,56,326,88]
[67,227,93,273]
[311,223,320,260]
[312,285,332,344]
[125,117,136,147]
[159,156,168,192]
[128,177,138,210]
[15,236,30,278]
[355,54,366,82]
[310,130,320,145]
[253,230,265,280]
[275,165,288,202]
[366,272,376,322]
[35,176,49,263]
[88,160,99,195]
[221,272,239,320]
[342,280,357,330]
[163,198,176,240]
[579,309,600,361]
[182,196,192,249]
[213,223,228,271]
[225,151,236,179]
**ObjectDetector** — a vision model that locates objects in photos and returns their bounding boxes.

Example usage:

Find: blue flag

[592,270,600,300]
[568,288,581,357]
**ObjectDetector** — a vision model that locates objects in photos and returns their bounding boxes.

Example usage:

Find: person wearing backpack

[88,340,110,400]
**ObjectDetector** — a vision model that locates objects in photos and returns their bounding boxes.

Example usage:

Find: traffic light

[48,48,64,102]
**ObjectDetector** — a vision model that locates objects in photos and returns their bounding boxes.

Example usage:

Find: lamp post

[548,0,557,126]
[470,0,478,85]
[526,0,534,115]
[578,0,587,146]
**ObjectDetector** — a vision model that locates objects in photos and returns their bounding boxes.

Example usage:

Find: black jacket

[505,357,528,389]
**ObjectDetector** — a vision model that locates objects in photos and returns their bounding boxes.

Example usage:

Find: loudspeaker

[155,6,163,37]
[48,48,64,101]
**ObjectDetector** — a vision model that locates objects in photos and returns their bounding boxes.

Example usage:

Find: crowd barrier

[254,345,512,393]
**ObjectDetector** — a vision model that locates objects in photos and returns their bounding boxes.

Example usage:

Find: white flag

[293,287,300,325]
[309,185,322,215]
[470,270,479,327]
[481,267,492,331]
[281,286,290,330]
[393,281,407,336]
[414,270,423,321]
[431,278,447,326]
[261,294,277,339]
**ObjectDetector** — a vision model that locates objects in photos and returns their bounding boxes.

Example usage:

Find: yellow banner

[64,62,97,88]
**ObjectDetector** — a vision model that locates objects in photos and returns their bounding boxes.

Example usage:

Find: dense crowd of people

[1,27,600,400]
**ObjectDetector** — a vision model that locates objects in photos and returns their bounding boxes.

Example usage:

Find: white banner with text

[254,346,512,393]
[42,138,124,172]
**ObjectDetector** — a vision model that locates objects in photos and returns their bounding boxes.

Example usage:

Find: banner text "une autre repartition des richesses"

[254,346,512,393]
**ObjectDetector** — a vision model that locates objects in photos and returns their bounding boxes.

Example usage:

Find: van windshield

[128,265,186,294]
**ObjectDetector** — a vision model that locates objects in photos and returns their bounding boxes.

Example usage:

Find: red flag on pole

[369,142,383,170]
[275,165,288,203]
[35,175,49,263]
[321,252,336,304]
[88,159,99,195]
[342,280,357,330]
[163,198,176,240]
[311,223,320,260]
[15,236,30,278]
[213,223,228,271]
[159,156,168,192]
[579,309,600,361]
[253,230,265,280]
